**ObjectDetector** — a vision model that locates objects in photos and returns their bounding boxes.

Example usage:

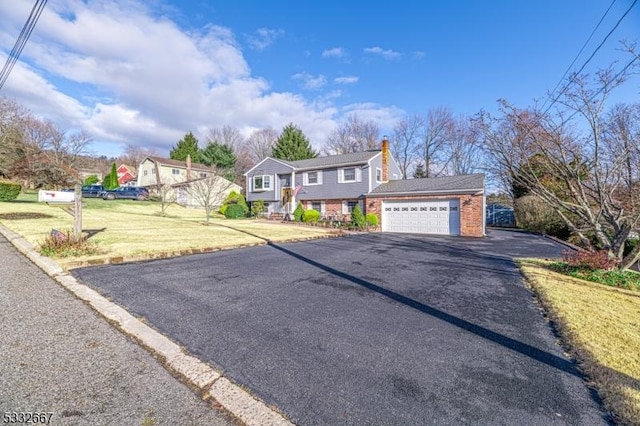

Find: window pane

[263,175,271,189]
[308,172,318,184]
[343,168,356,181]
[254,176,263,189]
[312,202,321,211]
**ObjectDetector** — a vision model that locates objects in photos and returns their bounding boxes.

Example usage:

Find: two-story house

[137,156,213,187]
[245,139,402,220]
[246,138,486,237]
[137,155,241,208]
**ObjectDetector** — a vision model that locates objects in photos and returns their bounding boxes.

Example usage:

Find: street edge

[0,225,294,426]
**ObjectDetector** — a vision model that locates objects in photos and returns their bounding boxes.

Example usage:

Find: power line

[542,0,638,116]
[541,0,617,111]
[0,0,48,91]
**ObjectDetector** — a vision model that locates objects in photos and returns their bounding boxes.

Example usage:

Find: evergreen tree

[200,142,236,181]
[271,123,317,161]
[351,204,365,228]
[170,131,201,163]
[104,163,120,190]
[413,163,427,178]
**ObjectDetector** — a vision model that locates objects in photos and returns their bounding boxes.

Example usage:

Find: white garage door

[382,199,460,235]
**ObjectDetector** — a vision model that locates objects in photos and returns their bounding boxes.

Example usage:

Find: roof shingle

[282,150,381,169]
[370,174,485,194]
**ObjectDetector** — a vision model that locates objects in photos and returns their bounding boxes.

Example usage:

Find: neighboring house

[245,139,485,237]
[137,155,240,209]
[171,175,242,209]
[116,164,136,186]
[136,156,212,188]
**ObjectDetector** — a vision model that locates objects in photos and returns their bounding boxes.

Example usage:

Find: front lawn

[0,192,336,268]
[518,260,640,425]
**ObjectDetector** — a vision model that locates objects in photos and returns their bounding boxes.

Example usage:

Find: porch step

[268,212,284,220]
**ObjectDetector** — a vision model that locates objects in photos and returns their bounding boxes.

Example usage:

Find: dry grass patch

[518,259,640,426]
[0,194,335,268]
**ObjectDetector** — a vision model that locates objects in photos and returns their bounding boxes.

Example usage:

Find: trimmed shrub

[219,190,249,215]
[251,199,265,217]
[293,202,304,222]
[302,209,321,223]
[562,249,619,271]
[351,204,365,229]
[0,181,21,201]
[365,213,379,228]
[224,203,245,219]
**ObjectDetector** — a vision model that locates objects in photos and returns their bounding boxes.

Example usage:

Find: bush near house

[302,209,320,223]
[224,203,245,219]
[351,205,365,229]
[293,202,304,222]
[251,199,265,217]
[219,190,249,215]
[365,213,378,228]
[83,175,100,185]
[0,181,21,201]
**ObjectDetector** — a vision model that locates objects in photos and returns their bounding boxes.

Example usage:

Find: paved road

[0,236,233,426]
[73,230,608,425]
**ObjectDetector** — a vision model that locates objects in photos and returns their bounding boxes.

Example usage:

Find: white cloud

[246,27,284,51]
[0,1,341,154]
[322,47,347,58]
[0,1,402,156]
[364,46,401,60]
[292,72,327,90]
[334,76,359,85]
[341,102,405,131]
[413,51,426,60]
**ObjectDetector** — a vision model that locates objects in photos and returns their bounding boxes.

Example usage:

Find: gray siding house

[245,141,402,218]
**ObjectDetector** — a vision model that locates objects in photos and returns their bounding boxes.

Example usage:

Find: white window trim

[303,170,323,186]
[307,200,326,213]
[252,174,273,192]
[376,167,382,183]
[338,167,361,183]
[341,199,363,214]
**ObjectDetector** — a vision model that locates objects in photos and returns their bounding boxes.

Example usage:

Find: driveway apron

[72,230,608,425]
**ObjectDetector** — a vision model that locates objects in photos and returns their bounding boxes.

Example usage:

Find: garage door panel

[382,199,460,235]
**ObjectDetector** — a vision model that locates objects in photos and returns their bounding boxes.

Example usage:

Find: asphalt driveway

[72,230,607,425]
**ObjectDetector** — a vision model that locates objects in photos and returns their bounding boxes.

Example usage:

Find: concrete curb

[0,225,294,426]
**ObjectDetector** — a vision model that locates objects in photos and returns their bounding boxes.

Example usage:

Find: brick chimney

[381,136,389,182]
[186,154,192,181]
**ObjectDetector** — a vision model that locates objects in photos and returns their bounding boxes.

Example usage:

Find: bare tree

[246,128,278,162]
[482,65,640,270]
[207,125,245,151]
[444,116,483,175]
[392,114,423,179]
[119,143,158,172]
[324,114,380,154]
[186,171,237,224]
[419,106,454,177]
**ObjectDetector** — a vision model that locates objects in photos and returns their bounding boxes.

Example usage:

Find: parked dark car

[99,186,149,201]
[81,185,104,198]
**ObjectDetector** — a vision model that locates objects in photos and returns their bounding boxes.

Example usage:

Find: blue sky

[0,0,638,157]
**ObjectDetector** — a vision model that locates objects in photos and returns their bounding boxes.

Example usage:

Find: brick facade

[365,193,485,237]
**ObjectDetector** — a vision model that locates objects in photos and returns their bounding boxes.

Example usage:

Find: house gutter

[367,188,484,197]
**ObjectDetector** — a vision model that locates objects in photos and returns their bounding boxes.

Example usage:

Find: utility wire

[541,0,617,111]
[0,0,48,91]
[542,0,638,116]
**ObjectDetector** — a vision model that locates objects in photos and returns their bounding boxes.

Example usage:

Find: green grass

[518,260,640,425]
[548,261,640,291]
[0,192,336,268]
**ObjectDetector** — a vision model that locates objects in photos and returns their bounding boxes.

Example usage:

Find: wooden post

[74,184,82,241]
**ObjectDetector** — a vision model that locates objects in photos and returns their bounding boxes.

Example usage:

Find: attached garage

[367,174,485,237]
[382,199,460,235]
